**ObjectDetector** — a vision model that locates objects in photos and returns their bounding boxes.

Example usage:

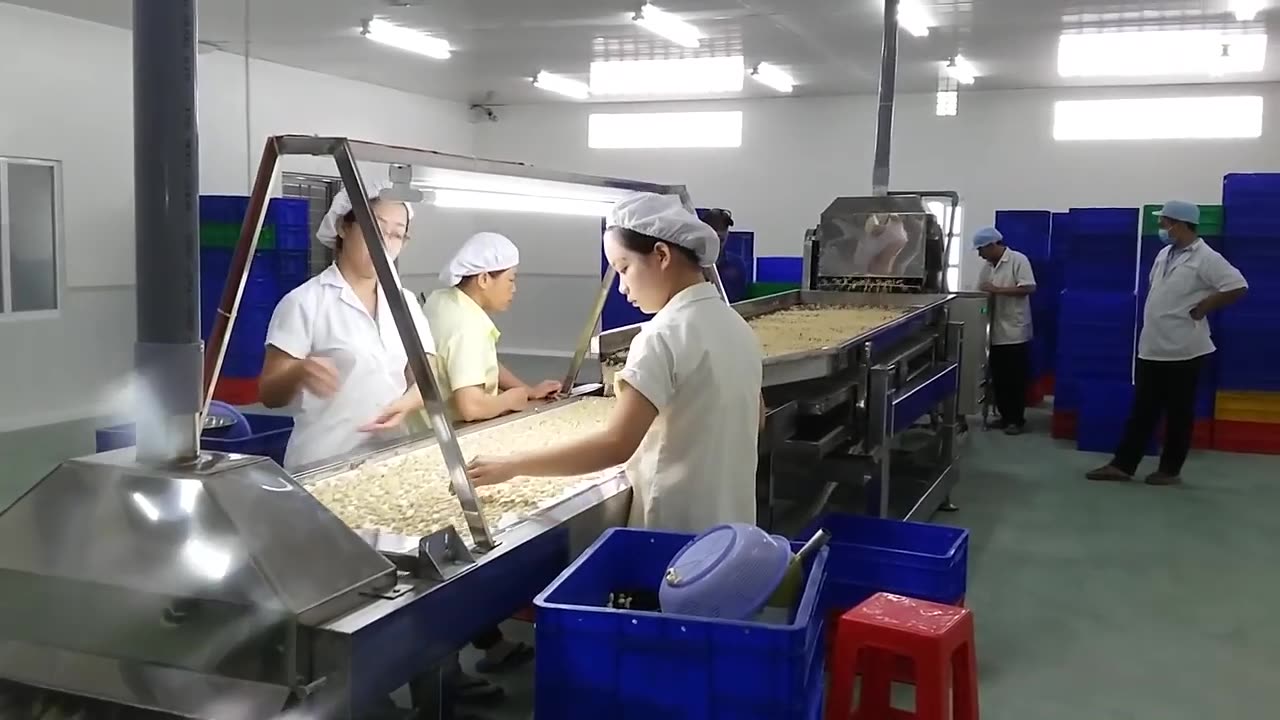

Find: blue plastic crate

[1223,173,1280,206]
[535,528,828,720]
[757,257,804,284]
[1077,383,1147,454]
[1061,262,1138,292]
[266,197,310,227]
[1223,207,1275,239]
[996,210,1052,239]
[268,249,311,285]
[1059,290,1137,317]
[796,514,967,612]
[1068,207,1140,235]
[273,224,313,252]
[1054,377,1080,410]
[199,194,250,224]
[96,414,293,464]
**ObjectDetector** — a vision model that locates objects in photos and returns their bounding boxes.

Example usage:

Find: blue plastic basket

[795,514,968,612]
[1223,207,1276,238]
[756,257,804,284]
[273,224,313,252]
[1076,382,1156,455]
[534,528,828,720]
[266,197,310,227]
[199,195,250,224]
[1068,207,1140,236]
[996,210,1052,238]
[95,414,293,464]
[1223,173,1280,206]
[1062,262,1138,293]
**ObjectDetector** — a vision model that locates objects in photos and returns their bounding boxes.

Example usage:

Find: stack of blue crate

[199,195,312,382]
[995,210,1054,389]
[1220,174,1280,392]
[1056,207,1141,452]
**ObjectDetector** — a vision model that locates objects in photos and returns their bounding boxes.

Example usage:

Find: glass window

[6,162,58,312]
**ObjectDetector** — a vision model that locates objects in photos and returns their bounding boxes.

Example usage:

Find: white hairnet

[608,193,720,266]
[316,181,416,249]
[440,232,520,286]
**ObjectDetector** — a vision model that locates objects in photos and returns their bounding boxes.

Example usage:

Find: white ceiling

[10,0,1280,104]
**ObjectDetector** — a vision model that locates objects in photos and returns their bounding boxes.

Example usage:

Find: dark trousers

[989,342,1031,427]
[472,626,503,651]
[1112,356,1204,476]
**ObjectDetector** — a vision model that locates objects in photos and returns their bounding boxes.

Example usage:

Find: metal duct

[871,0,900,196]
[132,0,203,463]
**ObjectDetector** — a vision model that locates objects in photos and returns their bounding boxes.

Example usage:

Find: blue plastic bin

[95,414,293,464]
[535,528,828,720]
[266,197,310,227]
[1068,207,1140,236]
[1223,173,1280,207]
[273,224,313,252]
[199,195,250,224]
[796,514,968,612]
[1077,383,1154,455]
[756,257,804,284]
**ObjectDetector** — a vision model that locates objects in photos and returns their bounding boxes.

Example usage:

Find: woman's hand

[527,380,563,400]
[300,357,341,397]
[467,455,519,486]
[360,405,410,433]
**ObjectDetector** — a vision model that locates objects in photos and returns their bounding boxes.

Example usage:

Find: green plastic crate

[200,222,275,249]
[1142,204,1222,237]
[747,281,800,299]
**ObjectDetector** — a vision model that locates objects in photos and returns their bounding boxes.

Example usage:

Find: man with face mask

[974,226,1037,435]
[1087,201,1247,486]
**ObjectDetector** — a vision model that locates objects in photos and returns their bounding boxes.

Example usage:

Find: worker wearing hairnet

[974,226,1037,435]
[1088,201,1247,486]
[423,232,561,422]
[700,208,747,303]
[259,183,437,469]
[468,193,764,533]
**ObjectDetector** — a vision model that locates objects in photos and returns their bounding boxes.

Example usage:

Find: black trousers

[989,342,1031,427]
[472,626,503,651]
[1112,356,1205,476]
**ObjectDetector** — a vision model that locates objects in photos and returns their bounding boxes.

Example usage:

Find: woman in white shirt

[259,185,436,470]
[467,193,764,533]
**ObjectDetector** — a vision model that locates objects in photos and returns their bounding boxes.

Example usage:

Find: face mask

[1158,228,1173,244]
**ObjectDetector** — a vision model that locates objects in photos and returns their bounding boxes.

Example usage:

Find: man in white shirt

[974,226,1037,435]
[1088,201,1247,486]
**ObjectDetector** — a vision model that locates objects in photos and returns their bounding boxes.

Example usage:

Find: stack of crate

[1054,208,1140,451]
[994,210,1055,406]
[1136,204,1222,449]
[200,195,312,405]
[1215,174,1280,454]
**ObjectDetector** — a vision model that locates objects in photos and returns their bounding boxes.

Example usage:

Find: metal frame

[202,135,703,552]
[0,156,64,321]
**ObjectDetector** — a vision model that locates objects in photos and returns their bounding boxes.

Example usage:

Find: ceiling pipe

[132,0,203,464]
[871,0,900,196]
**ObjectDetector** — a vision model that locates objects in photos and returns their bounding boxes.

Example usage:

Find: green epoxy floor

[2,409,1278,719]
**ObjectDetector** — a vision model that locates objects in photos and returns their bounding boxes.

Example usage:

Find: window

[588,111,744,149]
[927,202,964,291]
[1053,96,1264,141]
[0,158,61,316]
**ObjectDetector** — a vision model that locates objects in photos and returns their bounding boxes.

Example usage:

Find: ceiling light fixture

[1231,1,1266,22]
[1058,29,1266,77]
[633,3,703,49]
[533,71,591,100]
[898,1,933,38]
[944,55,977,85]
[750,62,795,93]
[362,18,451,59]
[589,56,745,96]
[432,189,614,217]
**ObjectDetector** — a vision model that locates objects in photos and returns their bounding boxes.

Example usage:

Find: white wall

[0,4,474,430]
[474,83,1280,338]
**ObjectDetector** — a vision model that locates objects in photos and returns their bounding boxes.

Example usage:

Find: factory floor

[3,401,1278,720]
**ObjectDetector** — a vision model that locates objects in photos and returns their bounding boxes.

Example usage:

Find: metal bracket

[415,525,479,582]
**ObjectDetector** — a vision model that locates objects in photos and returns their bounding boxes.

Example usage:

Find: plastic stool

[826,593,979,720]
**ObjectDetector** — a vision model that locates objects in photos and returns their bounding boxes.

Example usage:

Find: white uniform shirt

[616,283,763,533]
[266,264,437,469]
[977,248,1036,346]
[1139,239,1247,362]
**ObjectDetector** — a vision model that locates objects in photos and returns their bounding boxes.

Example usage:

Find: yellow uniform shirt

[422,288,501,410]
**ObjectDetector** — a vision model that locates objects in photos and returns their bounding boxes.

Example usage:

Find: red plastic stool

[826,593,979,720]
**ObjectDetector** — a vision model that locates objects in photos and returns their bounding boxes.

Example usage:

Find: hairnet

[440,232,520,286]
[1154,200,1200,225]
[608,192,720,266]
[972,226,1003,249]
[316,181,416,249]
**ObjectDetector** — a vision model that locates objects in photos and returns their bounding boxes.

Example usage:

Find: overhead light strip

[534,71,591,99]
[588,111,744,149]
[751,62,795,93]
[590,56,745,96]
[633,3,703,48]
[362,18,451,60]
[898,1,933,38]
[432,189,614,217]
[1053,96,1264,141]
[1231,0,1266,22]
[1058,29,1267,77]
[944,55,977,85]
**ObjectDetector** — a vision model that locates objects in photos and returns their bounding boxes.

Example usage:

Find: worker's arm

[1192,255,1249,320]
[989,284,1036,297]
[497,362,527,391]
[759,394,767,432]
[259,347,339,408]
[468,381,656,485]
[453,385,529,422]
[1191,287,1246,319]
[500,362,562,400]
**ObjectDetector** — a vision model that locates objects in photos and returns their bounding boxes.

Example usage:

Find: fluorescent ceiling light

[1231,1,1266,21]
[410,168,637,205]
[935,90,958,117]
[590,56,745,96]
[750,62,795,93]
[534,71,590,99]
[898,2,933,38]
[362,18,451,60]
[1053,96,1264,141]
[588,111,743,149]
[633,3,703,49]
[433,189,614,217]
[1058,29,1266,77]
[944,56,977,85]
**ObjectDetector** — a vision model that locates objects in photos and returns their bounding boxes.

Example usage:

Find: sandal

[474,641,535,674]
[450,673,505,705]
